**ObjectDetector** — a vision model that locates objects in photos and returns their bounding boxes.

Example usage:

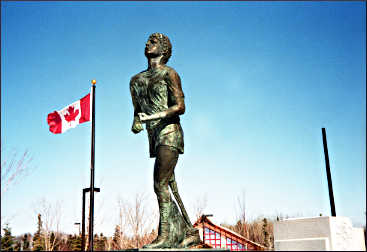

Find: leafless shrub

[223,216,274,249]
[113,192,158,249]
[234,190,248,239]
[191,193,208,221]
[32,198,63,251]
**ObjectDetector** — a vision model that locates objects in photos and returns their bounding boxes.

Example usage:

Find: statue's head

[145,33,172,64]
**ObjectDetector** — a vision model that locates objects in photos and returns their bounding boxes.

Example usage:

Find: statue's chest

[147,78,168,99]
[135,74,168,107]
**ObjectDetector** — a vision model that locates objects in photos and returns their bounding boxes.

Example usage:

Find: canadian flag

[47,93,90,134]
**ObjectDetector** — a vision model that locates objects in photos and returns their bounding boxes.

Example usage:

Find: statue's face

[145,36,162,58]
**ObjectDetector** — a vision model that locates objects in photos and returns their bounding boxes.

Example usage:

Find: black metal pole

[89,81,96,251]
[82,187,100,251]
[322,128,336,217]
[82,188,88,251]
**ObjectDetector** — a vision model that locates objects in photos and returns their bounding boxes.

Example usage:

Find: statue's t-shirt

[130,66,184,158]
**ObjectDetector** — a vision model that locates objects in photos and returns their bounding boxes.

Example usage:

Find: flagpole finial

[91,79,97,86]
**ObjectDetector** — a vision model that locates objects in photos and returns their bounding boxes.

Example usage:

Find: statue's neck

[148,55,164,70]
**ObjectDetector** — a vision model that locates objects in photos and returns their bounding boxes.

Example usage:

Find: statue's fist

[131,117,144,134]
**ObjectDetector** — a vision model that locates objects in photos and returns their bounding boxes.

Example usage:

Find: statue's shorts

[147,123,184,158]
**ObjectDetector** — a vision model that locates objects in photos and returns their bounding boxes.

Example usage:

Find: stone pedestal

[140,249,228,251]
[120,249,228,251]
[274,216,366,251]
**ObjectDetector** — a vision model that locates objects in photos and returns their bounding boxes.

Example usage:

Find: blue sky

[1,1,365,236]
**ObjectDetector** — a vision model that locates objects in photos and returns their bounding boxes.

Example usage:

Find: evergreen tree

[71,235,82,251]
[92,233,106,251]
[97,233,107,251]
[1,224,15,251]
[66,234,73,251]
[50,232,56,250]
[112,225,121,250]
[93,234,99,251]
[14,240,21,251]
[22,234,30,251]
[32,214,44,251]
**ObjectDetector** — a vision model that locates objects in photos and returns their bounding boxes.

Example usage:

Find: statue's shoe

[143,236,171,249]
[178,229,201,248]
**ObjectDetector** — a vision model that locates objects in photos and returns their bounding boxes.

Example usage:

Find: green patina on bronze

[129,33,200,249]
[130,66,184,158]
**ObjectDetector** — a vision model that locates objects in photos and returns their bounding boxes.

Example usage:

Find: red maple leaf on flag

[64,106,79,122]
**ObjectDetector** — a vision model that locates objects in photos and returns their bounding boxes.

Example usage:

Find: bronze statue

[129,33,200,249]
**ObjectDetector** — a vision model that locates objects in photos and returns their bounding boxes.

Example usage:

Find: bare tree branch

[33,198,63,251]
[235,189,248,238]
[116,192,158,249]
[191,193,208,221]
[1,147,34,195]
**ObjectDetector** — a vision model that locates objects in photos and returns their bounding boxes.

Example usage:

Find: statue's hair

[146,33,172,64]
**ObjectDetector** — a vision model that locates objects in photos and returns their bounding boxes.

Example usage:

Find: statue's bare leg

[144,145,178,248]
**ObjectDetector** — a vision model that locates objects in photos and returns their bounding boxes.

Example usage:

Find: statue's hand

[138,112,151,123]
[131,117,144,134]
[138,111,166,122]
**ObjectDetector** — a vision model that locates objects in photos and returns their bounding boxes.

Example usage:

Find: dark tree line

[1,215,92,251]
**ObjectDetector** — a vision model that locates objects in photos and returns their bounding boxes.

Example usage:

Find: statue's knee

[154,181,161,193]
[154,184,170,200]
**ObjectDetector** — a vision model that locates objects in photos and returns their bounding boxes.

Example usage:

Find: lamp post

[74,222,81,235]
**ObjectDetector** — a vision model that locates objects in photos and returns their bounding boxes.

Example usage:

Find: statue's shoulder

[163,65,177,74]
[162,65,180,79]
[130,70,147,85]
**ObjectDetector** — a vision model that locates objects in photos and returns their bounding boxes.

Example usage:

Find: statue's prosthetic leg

[169,174,192,226]
[169,174,201,248]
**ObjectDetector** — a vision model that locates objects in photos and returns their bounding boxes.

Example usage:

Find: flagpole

[89,79,96,251]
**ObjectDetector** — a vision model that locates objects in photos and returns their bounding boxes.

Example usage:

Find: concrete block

[274,216,366,251]
[275,237,329,251]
